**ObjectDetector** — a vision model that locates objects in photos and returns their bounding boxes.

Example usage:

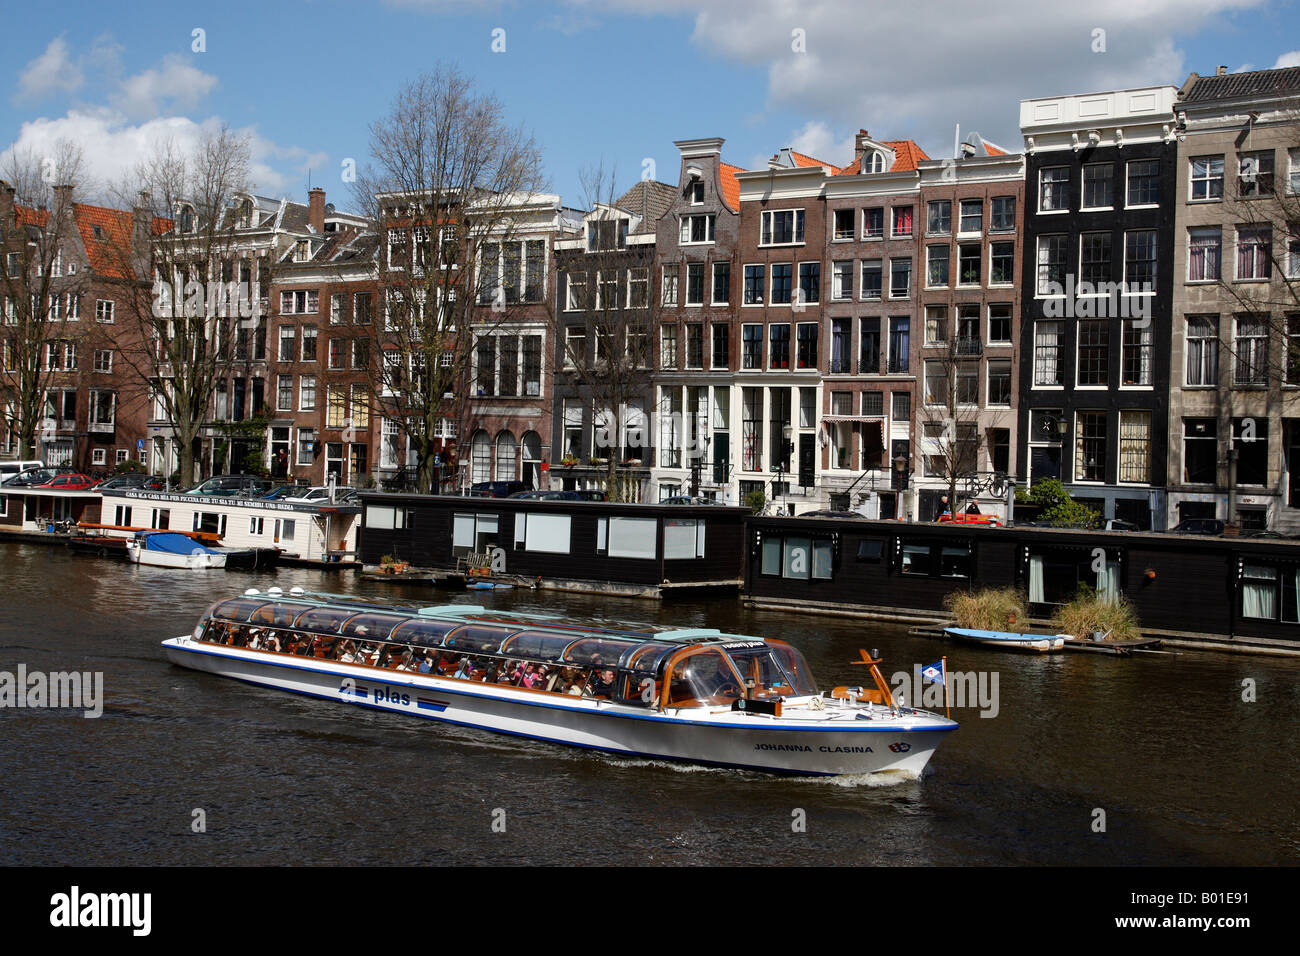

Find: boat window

[722,644,799,698]
[444,625,515,653]
[211,598,270,622]
[765,642,819,697]
[341,614,406,641]
[664,648,744,708]
[292,607,355,634]
[389,619,461,647]
[562,637,637,666]
[623,643,677,674]
[250,602,311,627]
[500,630,581,662]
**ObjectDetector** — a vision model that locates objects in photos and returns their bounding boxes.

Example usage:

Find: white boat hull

[944,628,1066,652]
[127,543,227,569]
[163,637,956,776]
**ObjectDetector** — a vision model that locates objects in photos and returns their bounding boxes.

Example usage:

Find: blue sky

[4,0,1299,212]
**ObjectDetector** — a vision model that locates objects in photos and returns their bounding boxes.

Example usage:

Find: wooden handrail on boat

[849,649,898,710]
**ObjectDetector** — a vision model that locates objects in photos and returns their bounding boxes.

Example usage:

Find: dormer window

[92,225,104,241]
[179,205,195,233]
[868,151,887,173]
[293,240,310,263]
[236,197,254,229]
[689,181,704,204]
[587,219,628,251]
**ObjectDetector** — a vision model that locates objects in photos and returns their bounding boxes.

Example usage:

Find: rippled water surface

[1,541,1296,865]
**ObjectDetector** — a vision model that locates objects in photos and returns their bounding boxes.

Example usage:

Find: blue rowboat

[943,627,1067,652]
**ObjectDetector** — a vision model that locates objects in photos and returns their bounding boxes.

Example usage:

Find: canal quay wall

[357,494,1300,656]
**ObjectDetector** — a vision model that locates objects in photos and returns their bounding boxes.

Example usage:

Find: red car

[34,473,95,491]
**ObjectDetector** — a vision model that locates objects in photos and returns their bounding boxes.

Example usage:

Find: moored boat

[162,589,958,776]
[943,626,1068,652]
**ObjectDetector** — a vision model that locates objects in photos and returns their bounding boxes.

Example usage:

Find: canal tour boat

[162,589,958,777]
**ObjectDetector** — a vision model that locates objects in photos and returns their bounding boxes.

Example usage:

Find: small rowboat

[943,627,1067,652]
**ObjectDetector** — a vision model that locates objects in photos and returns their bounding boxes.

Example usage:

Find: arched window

[521,431,541,489]
[178,204,194,234]
[869,151,886,173]
[470,430,491,483]
[495,430,517,482]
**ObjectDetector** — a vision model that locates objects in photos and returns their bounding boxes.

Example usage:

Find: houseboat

[162,589,958,776]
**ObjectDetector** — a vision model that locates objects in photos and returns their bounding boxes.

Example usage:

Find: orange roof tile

[719,162,744,213]
[73,204,137,278]
[787,151,842,175]
[882,140,929,171]
[16,206,49,227]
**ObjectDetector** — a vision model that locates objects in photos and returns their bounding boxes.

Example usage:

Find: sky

[3,0,1299,214]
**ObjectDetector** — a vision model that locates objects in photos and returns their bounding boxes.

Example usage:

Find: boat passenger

[394,649,415,671]
[589,669,617,698]
[518,662,541,689]
[335,640,358,663]
[264,632,282,652]
[417,651,436,674]
[453,657,475,680]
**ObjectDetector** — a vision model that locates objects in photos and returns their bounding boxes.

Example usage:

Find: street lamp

[893,453,913,523]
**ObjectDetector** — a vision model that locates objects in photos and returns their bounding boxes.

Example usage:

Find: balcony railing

[955,336,983,356]
[886,357,909,374]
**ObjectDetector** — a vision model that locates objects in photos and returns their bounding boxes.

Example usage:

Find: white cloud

[111,54,220,119]
[16,36,84,102]
[1274,50,1300,68]
[4,108,323,198]
[787,120,855,166]
[566,0,1267,160]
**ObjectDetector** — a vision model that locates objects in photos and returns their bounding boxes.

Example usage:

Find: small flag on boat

[922,661,945,684]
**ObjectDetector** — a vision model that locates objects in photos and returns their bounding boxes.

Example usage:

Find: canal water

[0,540,1296,866]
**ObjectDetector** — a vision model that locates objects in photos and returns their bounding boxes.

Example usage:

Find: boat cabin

[193,592,820,710]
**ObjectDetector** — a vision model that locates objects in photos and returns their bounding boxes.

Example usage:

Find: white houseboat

[98,489,360,565]
[162,590,959,777]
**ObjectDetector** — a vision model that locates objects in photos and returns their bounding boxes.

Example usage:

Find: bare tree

[0,141,93,461]
[104,127,259,486]
[918,331,997,514]
[546,165,662,501]
[352,65,547,494]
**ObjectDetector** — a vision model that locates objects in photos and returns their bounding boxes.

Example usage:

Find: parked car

[1104,518,1138,532]
[798,509,866,519]
[573,489,608,502]
[0,459,45,482]
[2,467,58,487]
[261,483,311,501]
[283,486,358,504]
[186,475,275,497]
[470,481,528,499]
[937,511,1002,526]
[93,473,166,491]
[35,473,95,491]
[661,495,722,505]
[1169,518,1225,536]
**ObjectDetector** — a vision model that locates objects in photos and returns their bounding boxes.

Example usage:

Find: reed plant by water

[1051,588,1141,642]
[944,587,1025,631]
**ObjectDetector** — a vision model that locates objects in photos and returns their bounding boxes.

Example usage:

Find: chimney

[53,184,74,208]
[308,187,326,234]
[1217,65,1227,76]
[854,129,872,165]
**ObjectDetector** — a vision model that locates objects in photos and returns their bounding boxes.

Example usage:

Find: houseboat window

[250,602,310,627]
[900,542,932,576]
[389,619,460,647]
[367,505,409,530]
[562,637,637,666]
[453,513,498,553]
[939,544,973,579]
[1026,548,1121,606]
[665,648,745,707]
[153,508,170,529]
[857,539,885,561]
[608,516,657,559]
[341,614,407,641]
[782,536,812,579]
[760,536,781,575]
[1242,565,1278,620]
[292,607,355,634]
[520,513,571,554]
[278,519,295,541]
[444,625,515,653]
[759,533,834,580]
[664,518,706,559]
[194,512,225,536]
[500,630,581,661]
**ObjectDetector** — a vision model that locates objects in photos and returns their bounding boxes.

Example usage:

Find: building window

[889,258,911,298]
[860,259,882,300]
[989,242,1014,285]
[685,263,705,305]
[925,306,947,346]
[830,318,851,374]
[301,327,317,362]
[1188,228,1222,281]
[958,199,982,235]
[1233,417,1268,485]
[1118,411,1151,483]
[280,290,319,314]
[988,304,1011,344]
[771,264,793,305]
[1080,232,1112,287]
[797,262,820,304]
[1234,314,1268,385]
[1075,411,1107,482]
[833,209,855,240]
[987,359,1011,406]
[685,324,704,369]
[1122,319,1152,386]
[277,375,293,411]
[887,317,909,373]
[958,244,981,286]
[300,375,316,411]
[927,245,949,287]
[1190,156,1224,201]
[1082,163,1113,209]
[743,264,765,305]
[862,207,884,239]
[711,262,730,304]
[1182,419,1217,483]
[891,206,913,239]
[1037,235,1067,294]
[1039,167,1069,212]
[330,294,344,324]
[93,350,112,373]
[660,265,678,306]
[711,323,729,369]
[769,324,791,369]
[1077,320,1109,386]
[760,209,805,246]
[859,317,880,374]
[329,338,345,370]
[659,325,677,369]
[742,324,762,370]
[95,299,114,323]
[679,214,716,244]
[1238,150,1275,197]
[1125,230,1157,291]
[1236,227,1272,280]
[831,260,853,300]
[862,391,884,416]
[991,196,1016,232]
[1034,320,1064,386]
[1185,315,1218,386]
[1126,159,1160,206]
[927,200,951,236]
[891,391,910,423]
[278,326,295,361]
[795,323,818,369]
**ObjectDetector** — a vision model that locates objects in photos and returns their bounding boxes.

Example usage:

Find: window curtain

[1242,565,1276,619]
[1096,562,1119,604]
[1029,555,1045,603]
